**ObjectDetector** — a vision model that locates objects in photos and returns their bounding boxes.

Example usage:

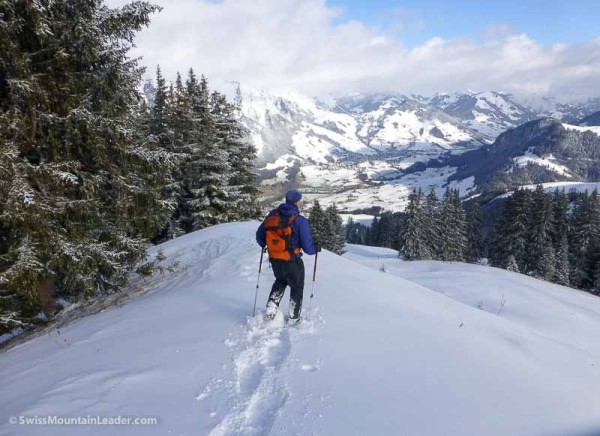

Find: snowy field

[311,166,476,212]
[1,223,600,435]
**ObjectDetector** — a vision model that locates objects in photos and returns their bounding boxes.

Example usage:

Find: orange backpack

[264,212,301,261]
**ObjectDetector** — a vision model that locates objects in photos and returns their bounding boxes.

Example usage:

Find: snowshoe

[264,302,278,321]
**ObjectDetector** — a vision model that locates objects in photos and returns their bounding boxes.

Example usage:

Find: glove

[316,245,322,253]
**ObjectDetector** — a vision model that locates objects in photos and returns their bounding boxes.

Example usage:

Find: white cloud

[105,0,600,102]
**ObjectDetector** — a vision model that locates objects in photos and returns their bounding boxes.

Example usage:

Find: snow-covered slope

[2,223,600,436]
[429,91,536,137]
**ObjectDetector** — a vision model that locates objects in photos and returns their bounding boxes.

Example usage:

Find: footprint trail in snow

[202,311,317,435]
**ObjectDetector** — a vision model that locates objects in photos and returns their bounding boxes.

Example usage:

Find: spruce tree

[149,65,168,141]
[569,191,600,289]
[210,91,260,221]
[554,233,570,286]
[187,75,231,229]
[377,212,395,249]
[527,185,555,280]
[451,189,469,261]
[392,212,404,251]
[153,71,189,241]
[439,188,467,261]
[489,189,531,271]
[367,217,379,246]
[399,189,430,260]
[324,203,346,255]
[345,217,356,243]
[552,189,570,285]
[424,188,441,258]
[0,1,172,330]
[308,200,327,249]
[465,200,483,263]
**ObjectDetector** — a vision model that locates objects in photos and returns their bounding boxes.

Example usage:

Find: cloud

[105,0,600,102]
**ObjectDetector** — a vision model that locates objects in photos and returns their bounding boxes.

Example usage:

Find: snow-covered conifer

[0,1,173,329]
[399,189,430,260]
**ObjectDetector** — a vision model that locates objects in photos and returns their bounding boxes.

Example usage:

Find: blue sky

[327,0,600,47]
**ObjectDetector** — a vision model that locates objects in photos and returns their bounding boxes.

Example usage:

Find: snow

[511,149,572,177]
[563,123,600,136]
[2,223,600,435]
[312,166,476,212]
[495,181,600,200]
[260,155,300,185]
[340,214,375,226]
[300,165,360,189]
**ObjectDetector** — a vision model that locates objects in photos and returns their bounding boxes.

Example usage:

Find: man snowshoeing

[256,189,318,323]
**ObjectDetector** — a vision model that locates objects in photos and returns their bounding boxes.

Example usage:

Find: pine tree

[153,71,189,242]
[586,190,600,291]
[439,188,467,261]
[149,65,168,142]
[552,189,570,285]
[399,189,430,260]
[169,72,192,148]
[569,190,600,289]
[488,189,532,270]
[465,200,483,263]
[366,217,379,246]
[324,203,346,255]
[345,217,356,243]
[392,212,404,251]
[376,212,395,249]
[308,200,327,249]
[554,233,570,286]
[451,189,469,261]
[424,187,441,258]
[210,91,260,221]
[187,75,231,229]
[527,185,555,280]
[0,1,173,330]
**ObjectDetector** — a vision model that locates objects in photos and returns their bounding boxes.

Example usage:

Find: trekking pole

[253,247,267,317]
[307,251,319,321]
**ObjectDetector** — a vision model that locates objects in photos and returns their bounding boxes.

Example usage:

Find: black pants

[267,257,305,319]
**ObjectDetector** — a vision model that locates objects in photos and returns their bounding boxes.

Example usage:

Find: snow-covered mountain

[145,81,600,212]
[429,91,537,137]
[223,84,489,167]
[218,83,600,211]
[2,223,600,435]
[422,118,600,200]
[579,110,600,127]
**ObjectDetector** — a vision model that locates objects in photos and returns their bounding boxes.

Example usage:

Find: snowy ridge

[494,181,600,201]
[2,223,600,435]
[562,122,600,136]
[510,148,573,178]
[430,91,536,136]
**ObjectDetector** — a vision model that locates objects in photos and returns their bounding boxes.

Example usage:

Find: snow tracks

[200,313,315,435]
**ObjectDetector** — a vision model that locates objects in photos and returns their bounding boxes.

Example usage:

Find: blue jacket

[256,203,317,257]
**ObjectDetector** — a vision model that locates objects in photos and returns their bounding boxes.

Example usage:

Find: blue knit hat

[285,189,302,204]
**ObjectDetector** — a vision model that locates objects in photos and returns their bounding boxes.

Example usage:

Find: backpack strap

[286,214,300,258]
